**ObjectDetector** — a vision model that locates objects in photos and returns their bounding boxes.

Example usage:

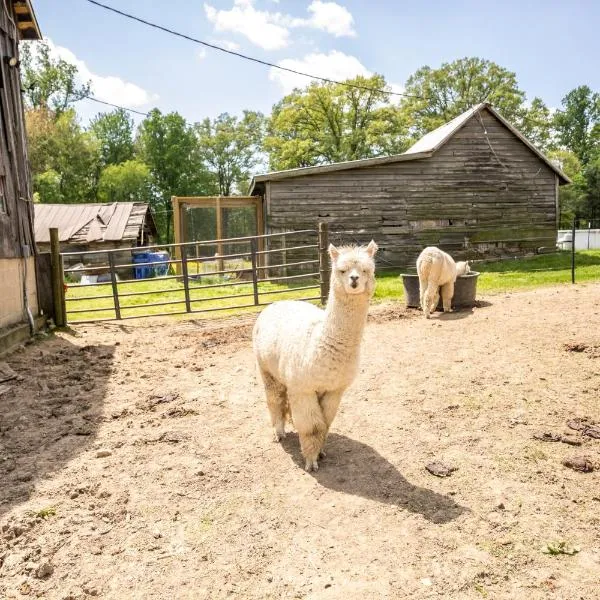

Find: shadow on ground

[281,433,467,524]
[0,333,114,519]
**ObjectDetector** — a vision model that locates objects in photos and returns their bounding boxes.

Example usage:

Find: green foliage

[89,109,135,167]
[517,97,554,152]
[196,111,265,195]
[400,57,526,135]
[25,108,101,203]
[264,75,410,170]
[554,86,600,166]
[20,40,91,115]
[97,159,153,202]
[137,109,216,242]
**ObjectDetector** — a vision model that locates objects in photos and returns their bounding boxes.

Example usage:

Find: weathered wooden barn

[0,1,42,340]
[249,103,570,266]
[34,202,158,270]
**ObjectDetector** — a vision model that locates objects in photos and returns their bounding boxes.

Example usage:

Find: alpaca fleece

[253,241,378,471]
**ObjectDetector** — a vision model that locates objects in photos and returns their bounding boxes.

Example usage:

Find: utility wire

[81,93,149,116]
[84,0,425,100]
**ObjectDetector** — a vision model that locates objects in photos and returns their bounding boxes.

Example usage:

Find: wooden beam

[215,196,224,272]
[171,196,182,274]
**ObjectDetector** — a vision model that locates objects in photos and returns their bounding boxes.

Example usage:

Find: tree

[400,57,526,135]
[137,109,215,242]
[547,149,586,227]
[89,109,135,167]
[517,97,554,152]
[25,108,101,203]
[581,156,600,222]
[20,40,91,115]
[97,160,153,203]
[195,111,265,196]
[264,75,411,170]
[554,85,600,166]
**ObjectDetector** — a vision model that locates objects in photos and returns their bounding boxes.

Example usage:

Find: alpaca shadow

[437,308,474,321]
[280,433,467,524]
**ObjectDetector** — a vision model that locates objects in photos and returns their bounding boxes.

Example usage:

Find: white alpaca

[416,246,470,319]
[252,241,378,471]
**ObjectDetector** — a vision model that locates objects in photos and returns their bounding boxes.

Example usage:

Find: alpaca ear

[328,243,340,261]
[366,240,378,257]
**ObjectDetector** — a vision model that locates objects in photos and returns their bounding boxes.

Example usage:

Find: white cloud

[30,39,157,108]
[306,1,355,37]
[204,0,355,50]
[211,39,241,52]
[269,50,369,94]
[197,48,208,61]
[204,1,290,51]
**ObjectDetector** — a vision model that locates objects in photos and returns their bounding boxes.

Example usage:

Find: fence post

[571,217,576,284]
[49,227,66,327]
[318,222,330,305]
[107,253,121,320]
[180,246,192,313]
[250,237,260,306]
[281,230,288,278]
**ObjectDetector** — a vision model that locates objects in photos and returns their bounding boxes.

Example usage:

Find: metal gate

[53,226,330,325]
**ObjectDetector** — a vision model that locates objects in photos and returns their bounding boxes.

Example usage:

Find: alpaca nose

[350,275,359,287]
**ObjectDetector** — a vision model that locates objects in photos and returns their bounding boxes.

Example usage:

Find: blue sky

[30,0,600,126]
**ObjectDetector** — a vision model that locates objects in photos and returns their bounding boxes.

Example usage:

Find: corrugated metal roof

[248,103,570,193]
[403,104,484,154]
[34,202,149,244]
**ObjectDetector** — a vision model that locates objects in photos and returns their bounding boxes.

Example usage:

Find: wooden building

[34,202,158,270]
[0,1,42,337]
[249,103,570,267]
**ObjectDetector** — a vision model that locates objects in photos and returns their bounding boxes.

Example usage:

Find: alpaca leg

[441,281,454,313]
[258,366,288,442]
[418,275,427,311]
[319,390,343,458]
[423,282,438,319]
[289,392,327,472]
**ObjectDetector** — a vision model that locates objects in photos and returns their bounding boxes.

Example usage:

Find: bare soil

[1,283,599,600]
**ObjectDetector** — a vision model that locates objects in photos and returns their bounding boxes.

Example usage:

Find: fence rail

[55,227,328,324]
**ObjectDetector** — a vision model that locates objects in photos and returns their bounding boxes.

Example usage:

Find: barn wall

[266,109,557,267]
[0,257,38,329]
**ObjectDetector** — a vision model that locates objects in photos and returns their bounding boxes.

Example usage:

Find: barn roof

[34,202,157,245]
[249,103,570,194]
[12,1,42,40]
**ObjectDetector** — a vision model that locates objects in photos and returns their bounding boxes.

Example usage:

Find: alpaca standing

[416,246,470,318]
[252,241,378,471]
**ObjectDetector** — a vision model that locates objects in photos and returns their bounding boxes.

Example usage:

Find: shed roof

[12,1,41,40]
[34,202,156,245]
[249,103,570,194]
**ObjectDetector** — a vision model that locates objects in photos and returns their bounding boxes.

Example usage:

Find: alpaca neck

[321,287,370,348]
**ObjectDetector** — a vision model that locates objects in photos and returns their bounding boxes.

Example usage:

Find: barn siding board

[262,107,559,267]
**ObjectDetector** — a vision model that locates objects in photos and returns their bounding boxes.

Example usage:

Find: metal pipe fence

[57,228,326,324]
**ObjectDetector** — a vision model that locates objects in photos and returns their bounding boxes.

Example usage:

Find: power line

[84,0,425,100]
[81,93,149,116]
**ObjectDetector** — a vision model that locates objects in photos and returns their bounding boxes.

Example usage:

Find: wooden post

[255,196,265,277]
[107,253,121,319]
[172,196,182,275]
[571,217,576,284]
[318,222,330,305]
[215,196,224,273]
[180,246,192,313]
[49,228,66,327]
[250,237,260,306]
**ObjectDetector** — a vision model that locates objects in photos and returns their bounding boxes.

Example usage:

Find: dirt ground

[1,283,599,600]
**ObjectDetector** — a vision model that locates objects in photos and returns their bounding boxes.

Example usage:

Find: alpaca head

[456,260,471,276]
[328,240,378,297]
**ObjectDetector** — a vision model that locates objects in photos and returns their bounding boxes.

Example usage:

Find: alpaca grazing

[252,241,378,471]
[416,246,470,318]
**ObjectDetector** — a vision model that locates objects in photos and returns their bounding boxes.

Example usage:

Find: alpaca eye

[339,269,347,275]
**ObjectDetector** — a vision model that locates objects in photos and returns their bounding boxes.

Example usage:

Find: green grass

[65,274,322,322]
[65,250,600,323]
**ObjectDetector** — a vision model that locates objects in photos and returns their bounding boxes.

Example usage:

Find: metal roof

[34,202,153,244]
[248,103,570,194]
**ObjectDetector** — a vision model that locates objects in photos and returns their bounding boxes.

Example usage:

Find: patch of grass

[31,506,57,519]
[541,541,580,556]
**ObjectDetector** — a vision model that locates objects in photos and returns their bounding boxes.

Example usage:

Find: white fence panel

[557,229,600,250]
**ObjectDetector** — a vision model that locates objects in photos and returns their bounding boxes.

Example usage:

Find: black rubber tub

[400,271,480,310]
